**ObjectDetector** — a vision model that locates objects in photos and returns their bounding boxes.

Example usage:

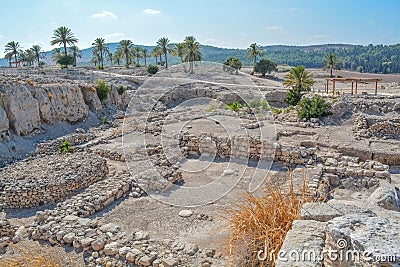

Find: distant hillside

[1,43,400,73]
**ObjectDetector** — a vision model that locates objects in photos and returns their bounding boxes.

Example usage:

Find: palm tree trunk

[100,51,103,68]
[155,56,158,64]
[144,57,146,66]
[330,68,333,78]
[63,41,67,55]
[254,55,256,66]
[165,53,168,68]
[125,53,129,67]
[14,54,17,68]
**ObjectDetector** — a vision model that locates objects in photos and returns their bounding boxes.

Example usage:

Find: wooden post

[355,80,358,94]
[375,80,378,95]
[351,81,354,95]
[332,80,336,95]
[326,80,329,94]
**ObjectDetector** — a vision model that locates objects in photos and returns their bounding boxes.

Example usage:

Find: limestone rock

[368,182,400,211]
[0,106,9,138]
[104,241,119,256]
[80,85,102,111]
[179,210,193,218]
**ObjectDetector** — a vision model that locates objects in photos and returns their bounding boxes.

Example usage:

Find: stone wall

[0,152,108,209]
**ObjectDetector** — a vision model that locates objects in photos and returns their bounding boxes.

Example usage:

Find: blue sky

[0,0,399,57]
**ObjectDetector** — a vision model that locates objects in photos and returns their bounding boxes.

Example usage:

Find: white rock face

[80,85,102,111]
[1,84,40,135]
[0,106,9,138]
[32,84,88,123]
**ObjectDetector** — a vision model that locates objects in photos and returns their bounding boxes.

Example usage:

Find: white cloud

[0,34,4,39]
[91,11,118,19]
[265,25,284,31]
[142,9,161,15]
[103,33,125,42]
[203,38,227,47]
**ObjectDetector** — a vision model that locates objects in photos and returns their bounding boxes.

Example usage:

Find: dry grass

[0,240,78,267]
[222,171,316,267]
[48,92,54,100]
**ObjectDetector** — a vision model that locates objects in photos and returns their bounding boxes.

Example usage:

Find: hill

[1,43,400,73]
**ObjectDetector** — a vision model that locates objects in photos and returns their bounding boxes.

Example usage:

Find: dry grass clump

[0,240,78,267]
[222,171,315,267]
[26,79,36,86]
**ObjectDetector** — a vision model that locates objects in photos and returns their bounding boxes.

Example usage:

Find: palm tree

[171,43,185,63]
[52,48,62,62]
[247,43,264,65]
[20,49,35,66]
[182,36,202,73]
[156,37,171,68]
[4,52,13,67]
[68,45,82,66]
[4,41,21,67]
[50,26,78,55]
[30,45,45,66]
[283,65,314,90]
[117,40,133,67]
[323,54,340,78]
[141,48,148,66]
[113,48,123,66]
[92,38,109,68]
[91,56,98,67]
[132,46,142,66]
[152,47,162,64]
[107,52,113,66]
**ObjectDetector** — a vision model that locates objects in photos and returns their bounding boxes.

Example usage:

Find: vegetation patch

[224,102,242,112]
[117,85,126,95]
[297,95,332,120]
[58,140,72,154]
[147,64,159,74]
[95,80,110,101]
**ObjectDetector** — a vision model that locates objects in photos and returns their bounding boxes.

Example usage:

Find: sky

[0,0,399,57]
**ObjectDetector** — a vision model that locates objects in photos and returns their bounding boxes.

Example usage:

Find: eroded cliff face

[0,80,129,139]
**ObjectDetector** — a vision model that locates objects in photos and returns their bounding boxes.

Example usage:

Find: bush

[147,64,159,74]
[135,62,140,67]
[125,63,130,69]
[223,172,315,266]
[297,95,332,120]
[223,57,242,73]
[286,87,303,105]
[271,107,282,114]
[38,61,46,67]
[97,66,104,70]
[56,55,74,67]
[95,80,110,101]
[246,98,269,109]
[224,102,242,112]
[102,116,108,124]
[117,85,126,95]
[254,59,277,77]
[58,141,72,154]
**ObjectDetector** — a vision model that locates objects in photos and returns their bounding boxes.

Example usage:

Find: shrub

[286,87,303,105]
[124,63,130,69]
[102,116,108,124]
[223,57,242,73]
[297,95,332,120]
[58,141,72,154]
[135,62,141,67]
[117,85,126,95]
[271,107,282,114]
[224,102,242,112]
[38,61,46,67]
[222,172,315,266]
[95,80,110,101]
[254,59,278,77]
[246,98,269,109]
[56,55,74,67]
[147,64,159,74]
[97,65,104,70]
[0,240,78,267]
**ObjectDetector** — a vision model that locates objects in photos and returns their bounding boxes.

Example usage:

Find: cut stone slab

[275,220,327,267]
[301,202,375,222]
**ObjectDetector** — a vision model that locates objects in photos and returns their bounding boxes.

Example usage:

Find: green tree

[152,47,162,64]
[68,45,82,67]
[113,48,123,66]
[182,36,202,73]
[223,57,242,74]
[31,45,45,66]
[254,59,277,77]
[4,41,21,67]
[141,48,148,66]
[322,54,340,77]
[4,52,13,67]
[20,49,35,66]
[171,43,185,63]
[156,37,171,68]
[132,46,142,66]
[50,26,78,56]
[52,48,62,62]
[118,40,133,67]
[284,66,315,105]
[92,38,109,68]
[107,52,113,65]
[247,43,264,66]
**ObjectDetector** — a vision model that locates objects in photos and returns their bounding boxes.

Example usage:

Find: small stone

[99,223,120,234]
[126,252,136,263]
[104,242,119,256]
[63,233,75,244]
[91,238,106,251]
[162,257,178,267]
[179,210,193,218]
[139,255,156,266]
[205,249,216,258]
[134,231,150,241]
